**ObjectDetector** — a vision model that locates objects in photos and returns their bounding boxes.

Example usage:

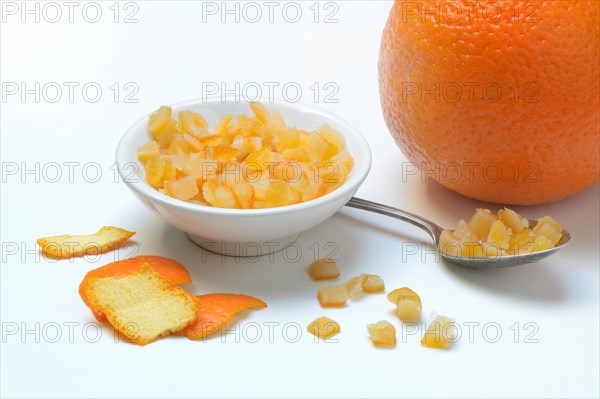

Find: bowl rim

[115,97,372,217]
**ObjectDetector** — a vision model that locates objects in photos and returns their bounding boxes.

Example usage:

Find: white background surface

[1,1,599,398]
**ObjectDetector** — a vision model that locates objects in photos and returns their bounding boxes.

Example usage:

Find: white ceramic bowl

[115,99,371,256]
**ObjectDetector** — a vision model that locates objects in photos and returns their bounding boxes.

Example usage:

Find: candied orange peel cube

[308,258,340,281]
[165,176,200,201]
[344,274,385,299]
[363,274,385,293]
[345,275,368,299]
[307,316,340,340]
[367,320,396,348]
[387,287,422,322]
[317,285,348,308]
[421,315,457,349]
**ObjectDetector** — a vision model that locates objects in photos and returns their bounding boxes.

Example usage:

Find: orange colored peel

[82,264,198,346]
[37,226,135,259]
[79,256,191,322]
[183,293,267,340]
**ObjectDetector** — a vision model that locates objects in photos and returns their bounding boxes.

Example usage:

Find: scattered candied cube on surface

[307,316,340,339]
[362,274,385,293]
[317,285,348,308]
[344,274,384,298]
[397,299,422,323]
[367,320,396,348]
[308,258,340,281]
[387,287,422,322]
[421,315,456,349]
[345,275,368,299]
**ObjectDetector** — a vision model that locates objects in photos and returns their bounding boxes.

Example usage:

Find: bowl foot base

[186,234,300,257]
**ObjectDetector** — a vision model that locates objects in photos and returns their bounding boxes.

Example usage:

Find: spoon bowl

[346,197,570,269]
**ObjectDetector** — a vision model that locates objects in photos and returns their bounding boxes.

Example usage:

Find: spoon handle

[345,197,443,243]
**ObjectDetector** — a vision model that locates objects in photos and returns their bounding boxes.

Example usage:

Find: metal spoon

[346,197,570,268]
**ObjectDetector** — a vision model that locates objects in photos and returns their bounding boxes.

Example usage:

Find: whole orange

[379,0,599,205]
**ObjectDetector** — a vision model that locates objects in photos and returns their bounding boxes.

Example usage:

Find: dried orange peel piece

[37,226,135,259]
[81,264,198,346]
[79,256,192,322]
[183,293,267,340]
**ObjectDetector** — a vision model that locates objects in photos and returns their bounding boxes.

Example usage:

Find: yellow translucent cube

[317,285,348,308]
[421,315,456,349]
[367,320,396,348]
[169,136,189,159]
[454,220,479,244]
[266,109,287,132]
[486,220,511,250]
[387,287,422,322]
[468,209,498,240]
[308,258,340,281]
[249,102,267,123]
[329,150,354,172]
[176,110,208,133]
[227,181,255,209]
[214,184,238,208]
[213,114,234,136]
[237,114,261,136]
[498,208,529,232]
[345,275,368,300]
[363,274,385,293]
[318,124,345,152]
[532,235,555,251]
[439,229,461,256]
[461,242,484,258]
[147,106,174,138]
[145,155,176,189]
[533,216,563,245]
[303,133,328,163]
[183,133,203,152]
[137,141,160,163]
[273,128,301,152]
[165,176,199,201]
[307,316,340,340]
